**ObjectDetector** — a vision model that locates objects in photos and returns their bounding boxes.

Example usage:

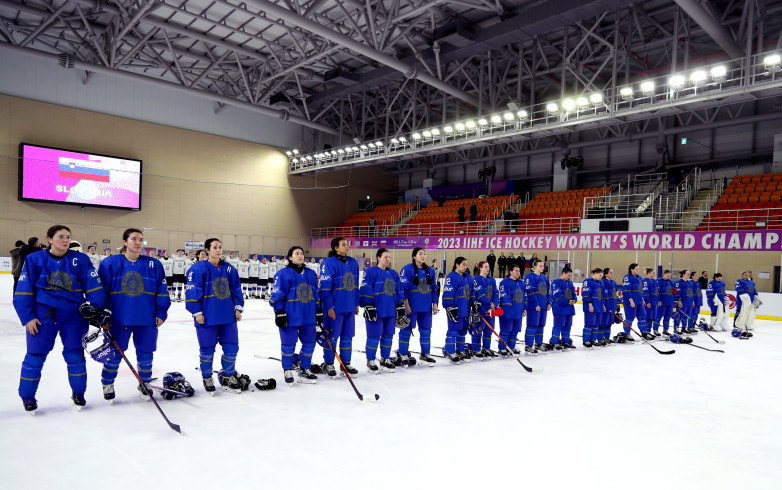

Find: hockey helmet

[697,319,710,331]
[731,328,743,338]
[613,333,627,343]
[614,312,624,325]
[162,371,195,400]
[395,313,411,329]
[669,334,681,344]
[81,326,117,363]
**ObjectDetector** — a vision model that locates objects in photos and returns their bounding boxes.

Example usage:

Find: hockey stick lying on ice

[321,331,379,402]
[480,308,542,373]
[615,315,675,355]
[677,310,726,344]
[681,343,724,353]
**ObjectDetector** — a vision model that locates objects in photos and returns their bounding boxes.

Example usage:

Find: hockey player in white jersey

[226,251,240,269]
[86,245,102,270]
[268,256,278,279]
[238,254,251,299]
[259,258,271,299]
[307,257,319,273]
[249,254,260,298]
[171,249,188,302]
[159,251,175,299]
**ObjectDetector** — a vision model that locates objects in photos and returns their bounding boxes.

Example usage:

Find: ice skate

[203,377,216,396]
[298,369,317,384]
[71,393,86,411]
[418,353,437,366]
[102,383,115,404]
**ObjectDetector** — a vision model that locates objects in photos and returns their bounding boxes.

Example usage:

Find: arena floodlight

[375,141,383,147]
[669,74,685,91]
[455,122,465,131]
[546,102,559,113]
[412,132,422,140]
[292,149,299,155]
[589,92,603,104]
[390,138,398,145]
[285,150,293,156]
[490,115,502,124]
[360,144,368,150]
[562,99,576,112]
[641,81,655,96]
[478,118,488,126]
[691,70,707,87]
[711,65,727,82]
[516,110,528,120]
[764,54,781,72]
[337,149,345,154]
[292,158,298,163]
[465,120,476,129]
[330,150,337,156]
[503,112,515,121]
[444,125,454,133]
[368,143,376,149]
[352,146,359,152]
[576,97,589,108]
[430,128,441,136]
[620,86,634,100]
[398,136,407,143]
[306,155,313,161]
[422,130,432,138]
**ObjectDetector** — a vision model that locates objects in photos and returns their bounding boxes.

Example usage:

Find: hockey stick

[322,334,379,402]
[682,343,725,353]
[479,314,541,373]
[101,323,181,433]
[616,316,675,355]
[677,310,726,344]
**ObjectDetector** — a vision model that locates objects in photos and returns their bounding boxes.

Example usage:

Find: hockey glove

[446,306,459,323]
[363,305,378,322]
[79,302,98,320]
[274,310,288,328]
[93,308,112,329]
[395,304,407,321]
[471,301,481,317]
[614,312,624,325]
[315,309,324,327]
[753,296,762,308]
[315,323,332,336]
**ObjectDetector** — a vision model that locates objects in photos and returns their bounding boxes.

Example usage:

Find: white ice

[1,274,780,490]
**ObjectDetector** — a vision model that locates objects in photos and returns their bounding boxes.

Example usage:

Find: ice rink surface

[1,274,780,490]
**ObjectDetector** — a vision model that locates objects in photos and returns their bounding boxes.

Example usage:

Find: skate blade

[297,378,317,384]
[106,399,114,405]
[207,391,216,397]
[72,405,83,411]
[27,410,36,416]
[222,387,242,394]
[286,381,295,387]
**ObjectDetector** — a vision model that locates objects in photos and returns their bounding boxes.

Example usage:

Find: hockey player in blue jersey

[499,264,526,355]
[399,247,440,366]
[735,270,760,332]
[549,266,576,350]
[689,271,704,331]
[601,268,618,344]
[657,270,675,335]
[582,268,606,347]
[471,261,499,358]
[318,237,360,378]
[620,263,644,341]
[98,228,171,402]
[642,268,659,339]
[441,257,472,364]
[524,259,551,354]
[14,225,105,413]
[270,246,321,385]
[706,273,728,331]
[186,238,245,394]
[360,249,404,373]
[674,270,693,335]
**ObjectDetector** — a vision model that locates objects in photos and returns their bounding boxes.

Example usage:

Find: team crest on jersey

[515,289,524,303]
[213,278,231,299]
[564,288,573,300]
[463,284,470,298]
[384,278,396,296]
[596,287,603,300]
[47,271,72,291]
[538,282,547,295]
[486,285,493,299]
[343,272,356,291]
[419,280,430,295]
[122,271,145,297]
[297,282,313,303]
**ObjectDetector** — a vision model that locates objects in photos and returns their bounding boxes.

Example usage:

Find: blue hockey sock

[339,338,352,363]
[525,327,535,346]
[281,343,296,369]
[63,348,87,394]
[300,342,315,369]
[445,330,457,354]
[220,343,238,376]
[101,357,122,385]
[456,335,466,353]
[199,347,215,377]
[397,328,411,355]
[365,337,380,361]
[583,325,592,343]
[379,333,393,359]
[137,351,154,383]
[19,353,47,399]
[535,326,544,346]
[419,328,431,355]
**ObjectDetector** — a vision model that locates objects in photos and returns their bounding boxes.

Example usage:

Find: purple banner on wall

[311,230,782,251]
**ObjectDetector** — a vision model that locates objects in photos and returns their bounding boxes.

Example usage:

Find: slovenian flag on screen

[58,162,110,182]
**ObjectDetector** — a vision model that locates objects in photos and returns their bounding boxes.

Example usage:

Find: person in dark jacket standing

[698,271,709,291]
[10,240,24,292]
[486,250,497,277]
[498,252,507,278]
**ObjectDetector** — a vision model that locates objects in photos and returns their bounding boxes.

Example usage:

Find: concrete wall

[0,94,395,256]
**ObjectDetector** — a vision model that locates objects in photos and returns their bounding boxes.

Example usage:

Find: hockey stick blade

[686,343,725,353]
[149,384,191,397]
[322,334,379,402]
[479,316,538,373]
[617,317,675,355]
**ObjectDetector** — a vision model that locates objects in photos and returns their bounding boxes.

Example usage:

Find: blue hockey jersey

[270,266,320,326]
[582,277,605,313]
[675,278,693,307]
[551,278,576,316]
[643,278,659,306]
[319,255,360,314]
[690,279,703,307]
[14,250,105,325]
[400,263,440,312]
[186,260,244,324]
[98,255,171,325]
[472,275,499,314]
[602,278,618,311]
[622,273,643,304]
[735,278,757,309]
[441,271,473,317]
[658,278,675,306]
[706,280,726,307]
[499,277,526,319]
[524,272,550,309]
[359,266,403,318]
